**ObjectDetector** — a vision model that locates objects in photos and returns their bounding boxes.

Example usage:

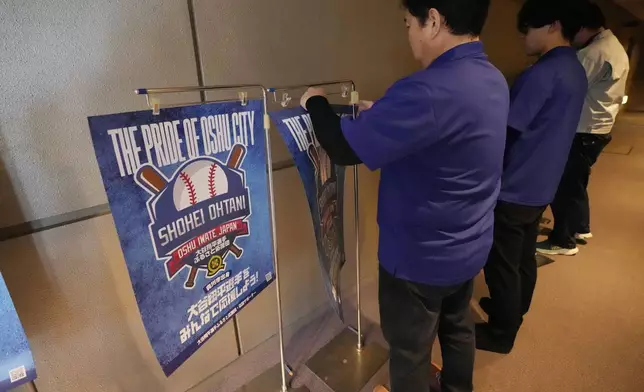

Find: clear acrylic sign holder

[135,84,303,392]
[265,80,388,392]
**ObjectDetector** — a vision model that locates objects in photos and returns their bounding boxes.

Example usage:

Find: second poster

[270,104,354,321]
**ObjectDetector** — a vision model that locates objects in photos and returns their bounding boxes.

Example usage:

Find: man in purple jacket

[300,1,508,390]
[476,0,588,354]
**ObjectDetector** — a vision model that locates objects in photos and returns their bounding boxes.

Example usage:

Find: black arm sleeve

[305,96,362,166]
[506,126,520,150]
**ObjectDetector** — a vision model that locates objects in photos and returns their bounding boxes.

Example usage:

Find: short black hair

[579,2,606,29]
[517,0,585,42]
[402,0,491,36]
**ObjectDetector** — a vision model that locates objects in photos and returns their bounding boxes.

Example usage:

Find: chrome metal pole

[351,82,363,350]
[134,84,265,95]
[353,172,362,350]
[266,80,354,93]
[262,88,289,392]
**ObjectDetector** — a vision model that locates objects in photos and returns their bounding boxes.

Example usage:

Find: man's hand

[358,100,374,113]
[301,87,326,109]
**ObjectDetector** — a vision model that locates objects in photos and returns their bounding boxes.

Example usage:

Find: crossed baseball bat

[308,144,333,184]
[308,144,320,173]
[138,144,247,288]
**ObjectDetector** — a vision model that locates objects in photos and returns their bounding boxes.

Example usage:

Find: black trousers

[550,133,612,248]
[379,266,474,392]
[484,201,545,342]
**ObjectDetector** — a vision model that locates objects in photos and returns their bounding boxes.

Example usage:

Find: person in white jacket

[538,1,629,256]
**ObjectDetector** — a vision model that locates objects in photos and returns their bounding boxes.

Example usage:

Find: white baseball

[173,160,229,210]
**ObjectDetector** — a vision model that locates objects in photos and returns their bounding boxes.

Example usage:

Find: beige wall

[595,0,640,41]
[482,0,531,83]
[626,29,644,111]
[0,1,641,391]
[0,0,200,228]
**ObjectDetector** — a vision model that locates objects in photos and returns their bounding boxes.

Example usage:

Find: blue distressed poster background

[88,100,274,375]
[0,273,37,390]
[270,105,353,321]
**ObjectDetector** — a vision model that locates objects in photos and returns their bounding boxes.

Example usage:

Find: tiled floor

[197,113,644,392]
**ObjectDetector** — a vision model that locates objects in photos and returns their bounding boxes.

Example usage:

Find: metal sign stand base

[235,363,310,392]
[306,328,388,392]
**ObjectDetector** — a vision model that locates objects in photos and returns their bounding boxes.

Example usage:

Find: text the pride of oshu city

[107,111,256,177]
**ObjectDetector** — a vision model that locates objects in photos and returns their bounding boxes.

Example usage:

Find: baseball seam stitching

[179,171,198,205]
[208,163,218,198]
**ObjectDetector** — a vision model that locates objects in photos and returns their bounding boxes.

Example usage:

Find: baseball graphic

[136,144,250,289]
[173,161,229,211]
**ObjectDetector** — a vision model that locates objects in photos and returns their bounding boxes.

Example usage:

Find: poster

[0,273,37,390]
[88,100,274,375]
[270,105,353,321]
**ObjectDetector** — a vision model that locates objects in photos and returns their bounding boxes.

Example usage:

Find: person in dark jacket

[476,0,588,354]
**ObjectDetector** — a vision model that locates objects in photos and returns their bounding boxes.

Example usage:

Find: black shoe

[536,239,579,256]
[479,297,492,316]
[475,323,514,354]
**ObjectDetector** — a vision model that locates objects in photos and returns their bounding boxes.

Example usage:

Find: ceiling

[612,0,644,20]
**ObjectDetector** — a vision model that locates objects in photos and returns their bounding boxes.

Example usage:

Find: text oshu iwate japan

[160,200,245,248]
[107,111,256,178]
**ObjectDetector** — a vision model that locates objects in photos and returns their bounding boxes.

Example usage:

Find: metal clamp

[266,89,293,108]
[350,91,360,105]
[239,91,248,106]
[279,92,292,107]
[146,95,161,115]
[341,85,350,98]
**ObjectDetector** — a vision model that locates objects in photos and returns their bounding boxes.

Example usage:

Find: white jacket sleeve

[578,49,611,86]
